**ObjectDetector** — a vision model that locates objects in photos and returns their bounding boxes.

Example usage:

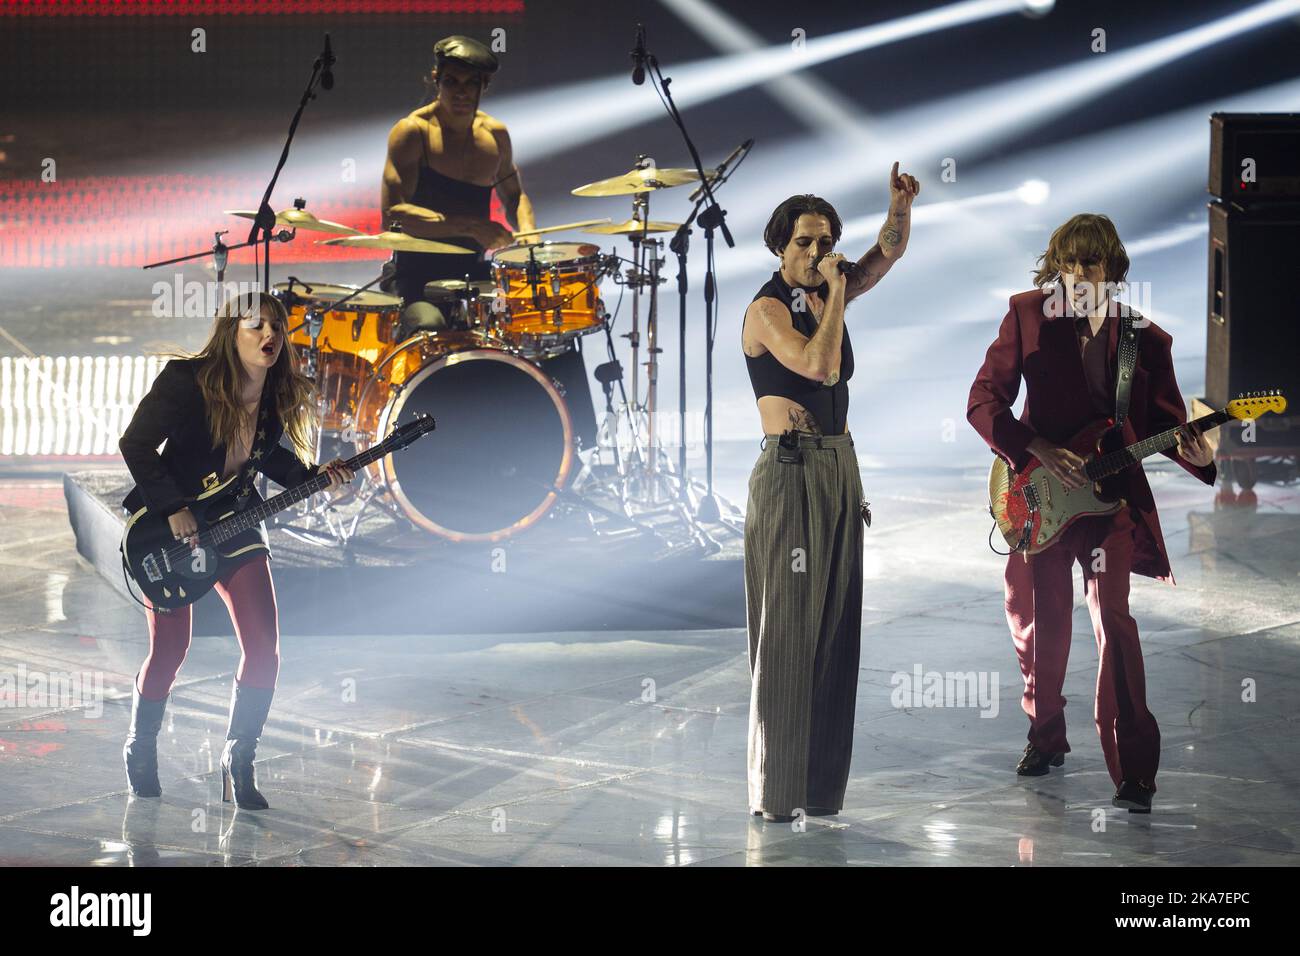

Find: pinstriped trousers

[744,433,864,816]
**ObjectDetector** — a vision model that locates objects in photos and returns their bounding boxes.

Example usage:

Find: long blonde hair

[183,292,317,462]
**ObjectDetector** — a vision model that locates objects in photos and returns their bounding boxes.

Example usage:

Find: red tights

[136,555,280,700]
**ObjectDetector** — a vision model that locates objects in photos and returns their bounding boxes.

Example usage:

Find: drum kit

[227,157,728,548]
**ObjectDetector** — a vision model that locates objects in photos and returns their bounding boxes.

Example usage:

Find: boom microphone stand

[246,33,336,290]
[643,35,736,522]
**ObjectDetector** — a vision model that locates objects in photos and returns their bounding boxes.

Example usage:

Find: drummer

[381,34,526,335]
[381,33,597,451]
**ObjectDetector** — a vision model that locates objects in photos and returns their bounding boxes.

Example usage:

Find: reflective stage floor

[1,455,1297,866]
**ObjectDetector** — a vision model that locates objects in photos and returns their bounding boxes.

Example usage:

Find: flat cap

[433,35,499,74]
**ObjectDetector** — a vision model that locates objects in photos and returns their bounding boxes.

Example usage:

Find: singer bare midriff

[743,285,842,435]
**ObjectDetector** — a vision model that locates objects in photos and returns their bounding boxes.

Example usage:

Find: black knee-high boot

[220,681,275,810]
[123,677,168,798]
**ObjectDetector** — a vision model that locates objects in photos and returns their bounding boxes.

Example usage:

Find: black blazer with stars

[119,358,317,526]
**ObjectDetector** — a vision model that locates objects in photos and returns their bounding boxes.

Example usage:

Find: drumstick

[511,218,611,238]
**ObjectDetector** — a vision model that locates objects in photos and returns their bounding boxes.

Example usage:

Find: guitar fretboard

[204,443,392,546]
[1083,410,1231,481]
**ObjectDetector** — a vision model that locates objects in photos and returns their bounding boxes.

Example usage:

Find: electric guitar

[988,391,1286,555]
[121,414,435,610]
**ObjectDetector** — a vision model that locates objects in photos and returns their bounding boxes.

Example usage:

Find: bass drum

[354,332,576,542]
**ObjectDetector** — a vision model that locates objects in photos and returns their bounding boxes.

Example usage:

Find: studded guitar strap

[1113,310,1143,428]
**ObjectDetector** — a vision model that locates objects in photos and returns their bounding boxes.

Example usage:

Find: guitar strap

[234,387,274,505]
[1113,310,1143,428]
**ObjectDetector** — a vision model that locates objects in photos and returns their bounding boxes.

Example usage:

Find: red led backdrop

[2,1,524,15]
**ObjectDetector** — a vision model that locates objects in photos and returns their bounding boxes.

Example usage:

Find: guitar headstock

[380,413,436,453]
[1227,390,1287,420]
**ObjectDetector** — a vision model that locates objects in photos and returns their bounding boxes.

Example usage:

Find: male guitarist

[967,213,1216,813]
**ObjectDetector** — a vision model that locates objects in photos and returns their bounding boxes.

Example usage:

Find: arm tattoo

[881,227,902,247]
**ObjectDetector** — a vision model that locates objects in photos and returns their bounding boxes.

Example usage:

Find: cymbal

[493,241,602,265]
[224,208,362,236]
[584,218,683,236]
[318,232,474,255]
[512,218,612,238]
[424,278,496,296]
[572,166,702,197]
[271,281,401,310]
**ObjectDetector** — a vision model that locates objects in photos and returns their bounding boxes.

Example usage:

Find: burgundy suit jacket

[967,288,1216,583]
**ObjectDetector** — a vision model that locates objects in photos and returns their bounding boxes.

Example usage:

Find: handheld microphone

[815,253,859,278]
[321,34,335,91]
[631,24,646,86]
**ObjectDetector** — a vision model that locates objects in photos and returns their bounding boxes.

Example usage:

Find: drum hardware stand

[538,480,663,539]
[603,176,682,509]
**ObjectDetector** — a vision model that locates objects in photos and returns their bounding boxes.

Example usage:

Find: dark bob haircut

[763,194,843,256]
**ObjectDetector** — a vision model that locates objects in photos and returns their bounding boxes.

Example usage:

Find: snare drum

[491,242,607,353]
[421,278,501,333]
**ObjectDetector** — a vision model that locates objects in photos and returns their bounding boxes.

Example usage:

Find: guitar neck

[206,445,388,545]
[1085,409,1229,480]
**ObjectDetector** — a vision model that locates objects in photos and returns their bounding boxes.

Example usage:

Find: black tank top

[744,270,854,435]
[393,122,494,305]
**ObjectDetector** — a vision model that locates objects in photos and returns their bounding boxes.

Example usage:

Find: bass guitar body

[988,419,1126,555]
[121,475,264,611]
[120,412,437,611]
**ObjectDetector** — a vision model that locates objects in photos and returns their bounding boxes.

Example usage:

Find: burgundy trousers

[1003,506,1161,790]
[137,555,280,700]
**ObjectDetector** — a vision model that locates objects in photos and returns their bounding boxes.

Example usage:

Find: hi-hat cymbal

[319,232,474,254]
[584,218,683,236]
[572,166,702,197]
[224,208,362,236]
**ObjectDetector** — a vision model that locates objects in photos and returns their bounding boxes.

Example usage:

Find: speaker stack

[1204,112,1300,473]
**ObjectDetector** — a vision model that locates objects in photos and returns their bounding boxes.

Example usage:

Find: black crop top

[744,270,854,434]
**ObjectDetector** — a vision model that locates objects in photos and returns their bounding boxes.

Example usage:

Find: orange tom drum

[274,281,403,434]
[491,242,609,354]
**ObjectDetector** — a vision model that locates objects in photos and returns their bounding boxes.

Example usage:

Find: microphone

[815,253,860,278]
[689,138,754,202]
[631,24,646,86]
[320,33,335,91]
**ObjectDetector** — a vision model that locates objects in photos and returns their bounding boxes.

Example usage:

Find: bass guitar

[121,414,435,609]
[988,391,1286,555]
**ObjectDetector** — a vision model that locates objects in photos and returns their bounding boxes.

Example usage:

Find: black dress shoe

[762,812,796,823]
[1112,780,1154,813]
[1016,743,1065,776]
[805,807,838,816]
